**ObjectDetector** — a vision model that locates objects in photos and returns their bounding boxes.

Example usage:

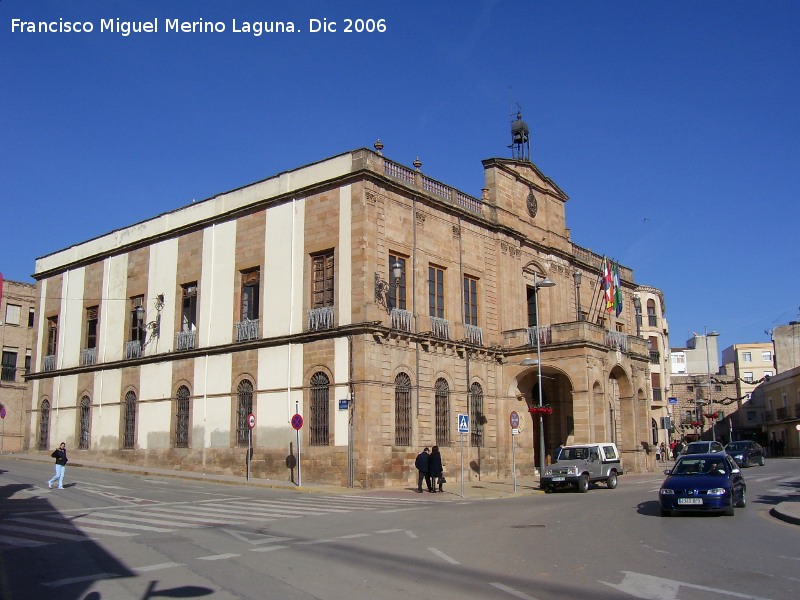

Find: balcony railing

[81,347,97,366]
[430,316,450,340]
[526,325,551,347]
[605,330,629,352]
[382,158,483,216]
[176,330,197,351]
[649,350,660,364]
[235,319,260,342]
[125,340,142,359]
[776,406,788,421]
[307,306,334,332]
[390,308,413,333]
[43,354,56,372]
[465,324,483,346]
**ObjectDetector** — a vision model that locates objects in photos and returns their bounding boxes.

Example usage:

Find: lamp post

[531,272,555,483]
[573,270,582,321]
[703,326,720,442]
[633,293,642,337]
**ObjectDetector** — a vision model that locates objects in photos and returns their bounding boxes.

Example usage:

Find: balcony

[430,316,450,340]
[307,306,334,332]
[776,406,789,421]
[81,347,97,366]
[176,330,197,351]
[390,308,413,333]
[649,350,660,364]
[465,324,483,346]
[43,354,56,372]
[526,325,552,347]
[125,340,142,359]
[506,320,648,358]
[605,330,629,352]
[235,319,260,342]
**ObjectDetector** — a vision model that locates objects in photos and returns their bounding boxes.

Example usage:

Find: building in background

[26,139,664,487]
[759,322,800,456]
[720,342,774,442]
[1,276,36,453]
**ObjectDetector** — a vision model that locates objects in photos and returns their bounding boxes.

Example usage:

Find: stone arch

[609,365,635,453]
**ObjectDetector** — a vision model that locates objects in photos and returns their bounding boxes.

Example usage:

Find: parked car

[659,453,746,517]
[541,442,623,493]
[725,440,765,467]
[681,441,724,455]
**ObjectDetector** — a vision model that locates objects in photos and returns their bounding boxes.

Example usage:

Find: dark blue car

[659,453,746,517]
[725,440,766,467]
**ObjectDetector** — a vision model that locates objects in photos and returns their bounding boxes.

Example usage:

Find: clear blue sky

[2,1,798,357]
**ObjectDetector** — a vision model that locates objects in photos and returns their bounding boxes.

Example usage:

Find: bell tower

[510,110,530,161]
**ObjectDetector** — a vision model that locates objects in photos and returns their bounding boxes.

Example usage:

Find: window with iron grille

[129,296,145,345]
[311,251,335,308]
[123,391,136,449]
[182,283,198,331]
[428,266,445,318]
[240,270,260,321]
[236,379,253,448]
[388,254,407,311]
[435,378,450,446]
[469,382,484,447]
[1,350,17,382]
[47,316,58,356]
[175,385,190,448]
[394,373,412,446]
[463,276,478,326]
[38,399,50,450]
[86,306,99,349]
[79,396,91,450]
[310,372,330,446]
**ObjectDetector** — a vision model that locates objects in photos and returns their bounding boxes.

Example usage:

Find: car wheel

[606,471,618,489]
[544,485,553,494]
[724,503,735,516]
[736,489,746,508]
[660,508,671,517]
[759,456,765,466]
[577,474,589,493]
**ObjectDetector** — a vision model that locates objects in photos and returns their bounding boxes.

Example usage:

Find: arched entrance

[608,365,635,453]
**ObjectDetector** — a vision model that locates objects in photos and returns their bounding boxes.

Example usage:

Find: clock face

[526,191,538,218]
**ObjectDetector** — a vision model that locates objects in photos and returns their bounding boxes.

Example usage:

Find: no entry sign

[291,413,304,430]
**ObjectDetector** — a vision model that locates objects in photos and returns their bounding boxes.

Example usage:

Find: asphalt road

[1,457,798,600]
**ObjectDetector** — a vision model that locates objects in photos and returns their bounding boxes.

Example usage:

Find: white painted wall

[51,374,77,446]
[193,354,233,448]
[264,198,306,337]
[139,362,174,449]
[199,221,236,347]
[147,238,179,354]
[100,254,128,363]
[60,268,85,369]
[92,368,122,449]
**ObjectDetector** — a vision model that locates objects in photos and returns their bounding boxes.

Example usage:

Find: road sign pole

[460,432,464,498]
[247,429,251,483]
[512,433,517,494]
[296,400,301,488]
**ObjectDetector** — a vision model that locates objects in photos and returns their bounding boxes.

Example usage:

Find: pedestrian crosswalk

[0,493,442,550]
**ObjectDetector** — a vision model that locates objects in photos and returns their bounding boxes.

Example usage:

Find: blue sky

[2,1,799,357]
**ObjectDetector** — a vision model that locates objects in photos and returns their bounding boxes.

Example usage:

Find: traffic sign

[668,397,678,405]
[510,411,520,429]
[0,406,6,419]
[291,413,304,430]
[247,413,256,430]
[457,413,469,434]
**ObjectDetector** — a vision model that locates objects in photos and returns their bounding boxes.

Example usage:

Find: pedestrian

[429,445,444,493]
[414,447,432,493]
[673,440,683,460]
[655,443,661,463]
[48,442,68,490]
[659,442,667,464]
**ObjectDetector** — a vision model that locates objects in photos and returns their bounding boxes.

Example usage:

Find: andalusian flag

[613,261,623,317]
[602,257,614,313]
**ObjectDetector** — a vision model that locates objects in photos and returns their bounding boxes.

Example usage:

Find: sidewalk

[3,452,798,525]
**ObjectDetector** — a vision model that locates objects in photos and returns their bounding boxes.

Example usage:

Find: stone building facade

[1,277,36,453]
[26,147,658,487]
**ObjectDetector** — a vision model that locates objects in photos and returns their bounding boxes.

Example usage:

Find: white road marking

[378,507,423,513]
[295,539,335,545]
[43,573,121,587]
[405,530,418,538]
[0,534,47,548]
[428,547,460,564]
[777,555,800,561]
[490,582,540,600]
[251,545,289,553]
[198,553,240,561]
[602,570,775,600]
[134,562,183,572]
[338,533,370,539]
[375,528,404,533]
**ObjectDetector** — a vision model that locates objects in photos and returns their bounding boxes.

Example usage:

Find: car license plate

[551,477,565,482]
[678,498,702,505]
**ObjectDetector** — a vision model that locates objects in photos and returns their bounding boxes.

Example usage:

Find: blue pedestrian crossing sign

[457,413,469,434]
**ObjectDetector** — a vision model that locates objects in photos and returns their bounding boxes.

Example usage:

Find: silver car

[681,441,724,455]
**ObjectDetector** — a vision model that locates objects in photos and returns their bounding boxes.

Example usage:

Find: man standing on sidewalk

[48,442,68,489]
[415,447,432,493]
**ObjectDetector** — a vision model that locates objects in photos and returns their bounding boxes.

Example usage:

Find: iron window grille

[38,399,50,450]
[1,351,16,382]
[310,372,330,446]
[394,373,412,446]
[123,391,137,449]
[79,396,91,450]
[175,385,190,449]
[435,378,450,446]
[236,380,254,448]
[469,382,484,447]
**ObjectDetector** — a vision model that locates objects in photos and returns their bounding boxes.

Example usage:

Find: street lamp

[532,272,555,483]
[703,327,720,442]
[633,294,642,337]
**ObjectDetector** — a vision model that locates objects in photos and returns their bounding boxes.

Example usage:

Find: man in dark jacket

[48,442,68,489]
[415,447,431,493]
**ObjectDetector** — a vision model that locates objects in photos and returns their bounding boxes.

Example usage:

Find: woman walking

[48,442,68,490]
[429,446,444,493]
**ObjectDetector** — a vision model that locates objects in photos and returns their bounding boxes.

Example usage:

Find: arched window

[38,399,51,450]
[175,385,190,448]
[123,391,137,449]
[394,373,412,446]
[310,372,330,446]
[79,396,91,450]
[236,379,253,448]
[651,418,658,445]
[434,378,450,446]
[469,382,484,447]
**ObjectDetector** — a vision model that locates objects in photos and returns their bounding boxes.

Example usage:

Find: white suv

[681,441,724,455]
